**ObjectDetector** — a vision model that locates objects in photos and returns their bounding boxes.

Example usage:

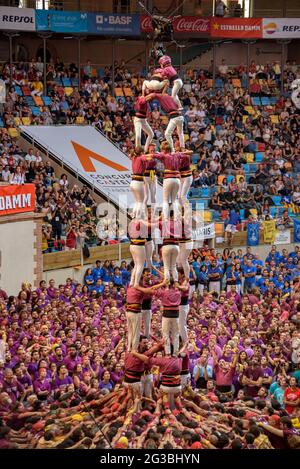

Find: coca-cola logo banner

[140,15,210,36]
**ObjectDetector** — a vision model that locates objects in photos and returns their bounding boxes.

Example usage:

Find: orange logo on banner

[71,141,128,172]
[0,184,35,216]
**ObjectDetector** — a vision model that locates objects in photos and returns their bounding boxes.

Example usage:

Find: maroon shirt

[153,94,179,113]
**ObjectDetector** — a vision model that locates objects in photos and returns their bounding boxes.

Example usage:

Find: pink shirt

[153,94,179,113]
[214,364,235,386]
[128,220,148,239]
[126,286,144,304]
[179,154,191,170]
[161,288,181,307]
[132,155,148,175]
[160,65,178,82]
[160,219,182,239]
[153,152,181,172]
[134,97,148,118]
[149,356,182,375]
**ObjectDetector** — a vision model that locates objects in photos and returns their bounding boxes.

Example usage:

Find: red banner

[140,15,152,33]
[210,18,262,38]
[140,15,210,36]
[0,184,35,216]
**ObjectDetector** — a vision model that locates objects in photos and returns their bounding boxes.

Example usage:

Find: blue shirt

[92,267,103,282]
[113,275,123,287]
[121,268,131,284]
[243,265,257,285]
[93,284,104,294]
[101,268,111,282]
[193,364,213,379]
[228,211,241,226]
[266,251,281,265]
[84,275,94,285]
[198,271,208,284]
[207,266,223,280]
[234,271,242,284]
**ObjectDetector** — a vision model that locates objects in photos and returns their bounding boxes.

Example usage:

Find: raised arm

[131,351,150,363]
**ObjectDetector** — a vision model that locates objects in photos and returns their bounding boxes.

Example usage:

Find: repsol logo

[2,15,34,23]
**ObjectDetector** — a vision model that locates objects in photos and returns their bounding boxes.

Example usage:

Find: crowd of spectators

[0,244,300,449]
[1,56,300,241]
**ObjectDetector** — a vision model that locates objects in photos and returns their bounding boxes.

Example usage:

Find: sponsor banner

[247,221,260,246]
[173,16,210,36]
[263,220,276,244]
[0,6,35,31]
[0,184,35,216]
[294,219,300,243]
[263,18,300,38]
[140,15,210,36]
[193,223,215,240]
[210,17,262,38]
[19,125,162,211]
[274,229,291,245]
[36,10,88,33]
[88,13,140,36]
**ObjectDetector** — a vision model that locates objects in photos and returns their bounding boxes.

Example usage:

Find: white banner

[20,125,162,212]
[274,229,291,245]
[0,7,35,31]
[193,223,215,240]
[263,18,300,38]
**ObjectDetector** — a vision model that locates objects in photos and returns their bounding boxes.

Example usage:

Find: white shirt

[25,153,36,163]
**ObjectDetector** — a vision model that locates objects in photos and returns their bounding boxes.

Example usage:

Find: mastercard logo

[263,22,278,34]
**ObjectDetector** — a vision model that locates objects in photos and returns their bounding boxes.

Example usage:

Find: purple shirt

[33,377,52,394]
[52,375,72,390]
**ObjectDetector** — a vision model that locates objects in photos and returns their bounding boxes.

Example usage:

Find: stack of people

[0,55,300,450]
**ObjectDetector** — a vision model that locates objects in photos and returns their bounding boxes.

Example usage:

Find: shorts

[225,224,237,233]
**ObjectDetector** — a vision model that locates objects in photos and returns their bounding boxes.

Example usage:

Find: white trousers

[177,241,193,279]
[209,280,221,294]
[162,244,179,281]
[133,117,154,152]
[145,240,154,269]
[181,374,190,388]
[130,244,146,287]
[292,89,300,109]
[172,78,183,108]
[178,176,193,207]
[165,116,185,153]
[179,304,189,343]
[189,283,195,298]
[130,180,146,218]
[162,316,179,355]
[142,309,151,338]
[124,381,142,393]
[163,178,180,219]
[144,176,157,206]
[141,373,153,398]
[142,79,168,93]
[198,284,206,295]
[126,311,142,352]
